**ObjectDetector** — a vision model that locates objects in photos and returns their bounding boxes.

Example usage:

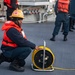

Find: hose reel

[31,41,75,71]
[31,44,55,71]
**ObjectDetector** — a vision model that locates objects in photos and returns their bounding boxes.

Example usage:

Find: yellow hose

[53,66,75,71]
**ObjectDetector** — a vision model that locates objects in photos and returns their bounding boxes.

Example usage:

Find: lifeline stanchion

[31,40,55,71]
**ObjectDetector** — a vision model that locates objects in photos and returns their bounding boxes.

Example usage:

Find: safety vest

[58,0,70,13]
[4,0,19,8]
[2,21,27,48]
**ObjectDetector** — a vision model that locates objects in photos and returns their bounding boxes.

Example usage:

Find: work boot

[69,29,73,32]
[0,53,12,64]
[63,35,67,41]
[9,60,25,72]
[0,53,5,64]
[50,35,55,41]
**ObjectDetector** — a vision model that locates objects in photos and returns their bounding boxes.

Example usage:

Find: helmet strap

[11,18,21,27]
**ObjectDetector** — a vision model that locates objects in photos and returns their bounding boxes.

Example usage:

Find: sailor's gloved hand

[35,46,43,50]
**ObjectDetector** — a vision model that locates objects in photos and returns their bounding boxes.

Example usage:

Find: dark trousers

[6,7,15,20]
[69,17,75,29]
[6,11,12,20]
[52,12,69,36]
[3,47,31,61]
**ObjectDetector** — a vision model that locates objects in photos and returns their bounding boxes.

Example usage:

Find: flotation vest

[2,21,27,48]
[58,0,70,13]
[4,0,19,8]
